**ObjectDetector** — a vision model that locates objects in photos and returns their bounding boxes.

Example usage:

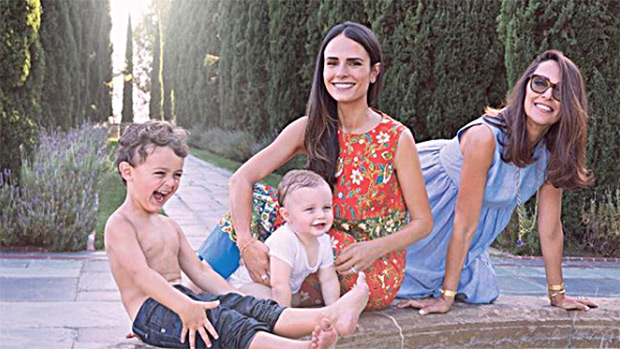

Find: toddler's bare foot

[310,318,338,349]
[327,272,369,336]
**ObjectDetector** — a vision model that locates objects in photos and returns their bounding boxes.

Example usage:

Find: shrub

[579,189,620,258]
[189,126,255,163]
[0,123,110,251]
[492,200,541,256]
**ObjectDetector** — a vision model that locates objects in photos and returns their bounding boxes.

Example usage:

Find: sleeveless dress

[197,111,408,310]
[397,117,549,303]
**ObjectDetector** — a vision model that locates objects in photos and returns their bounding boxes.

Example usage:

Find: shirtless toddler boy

[105,121,369,349]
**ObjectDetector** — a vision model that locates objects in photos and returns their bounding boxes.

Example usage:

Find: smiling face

[120,146,184,214]
[280,183,334,238]
[523,60,562,133]
[323,34,380,105]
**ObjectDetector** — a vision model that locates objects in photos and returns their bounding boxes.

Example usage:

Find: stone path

[0,154,618,348]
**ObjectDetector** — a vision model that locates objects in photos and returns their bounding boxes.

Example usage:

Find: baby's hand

[179,300,220,349]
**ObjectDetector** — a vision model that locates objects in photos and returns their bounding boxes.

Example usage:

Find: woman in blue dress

[397,50,598,314]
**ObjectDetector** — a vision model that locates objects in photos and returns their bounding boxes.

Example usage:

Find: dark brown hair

[115,121,189,184]
[277,169,329,207]
[304,21,383,186]
[484,50,593,190]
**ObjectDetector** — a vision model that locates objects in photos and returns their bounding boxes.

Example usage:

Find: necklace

[514,158,544,247]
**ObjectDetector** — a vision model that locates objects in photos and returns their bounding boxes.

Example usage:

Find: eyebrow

[325,56,364,63]
[534,73,560,85]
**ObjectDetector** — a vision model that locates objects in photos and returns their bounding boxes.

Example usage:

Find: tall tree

[244,0,270,139]
[121,15,134,123]
[149,14,164,120]
[89,0,113,122]
[266,0,310,134]
[39,0,79,130]
[0,0,42,177]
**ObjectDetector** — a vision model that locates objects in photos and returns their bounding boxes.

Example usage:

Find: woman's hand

[396,295,454,315]
[241,240,271,286]
[551,294,598,311]
[335,240,381,276]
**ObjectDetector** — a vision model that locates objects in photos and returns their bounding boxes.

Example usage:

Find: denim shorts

[132,285,286,348]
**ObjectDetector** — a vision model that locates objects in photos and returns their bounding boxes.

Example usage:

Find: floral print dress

[299,111,408,310]
[197,111,408,311]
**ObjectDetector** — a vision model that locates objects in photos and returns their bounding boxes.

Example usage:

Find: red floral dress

[208,111,408,310]
[298,111,408,310]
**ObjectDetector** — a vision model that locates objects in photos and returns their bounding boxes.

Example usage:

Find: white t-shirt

[228,223,334,293]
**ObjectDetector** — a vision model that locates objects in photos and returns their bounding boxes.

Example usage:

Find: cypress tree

[244,0,270,139]
[498,0,620,249]
[90,0,113,122]
[121,16,134,123]
[217,0,236,129]
[226,1,250,130]
[266,0,310,134]
[40,0,79,130]
[149,15,164,120]
[0,0,42,176]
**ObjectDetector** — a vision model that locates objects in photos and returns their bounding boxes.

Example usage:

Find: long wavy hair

[304,22,383,186]
[484,50,593,190]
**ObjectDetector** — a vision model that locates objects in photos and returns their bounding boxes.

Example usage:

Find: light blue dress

[397,117,548,303]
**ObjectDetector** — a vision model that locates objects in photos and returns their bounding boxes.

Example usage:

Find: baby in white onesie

[228,170,340,307]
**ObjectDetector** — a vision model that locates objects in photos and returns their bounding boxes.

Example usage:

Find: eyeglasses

[529,74,561,101]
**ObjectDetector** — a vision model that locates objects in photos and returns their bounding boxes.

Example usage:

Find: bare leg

[273,272,369,338]
[239,282,272,300]
[249,318,338,349]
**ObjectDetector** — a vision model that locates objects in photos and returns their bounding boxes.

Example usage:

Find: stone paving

[0,154,619,348]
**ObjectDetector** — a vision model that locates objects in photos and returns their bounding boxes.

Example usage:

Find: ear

[118,161,134,183]
[279,207,290,222]
[370,62,381,84]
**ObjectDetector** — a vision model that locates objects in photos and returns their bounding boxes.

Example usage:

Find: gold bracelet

[548,282,565,291]
[549,289,566,299]
[440,288,457,298]
[238,236,257,257]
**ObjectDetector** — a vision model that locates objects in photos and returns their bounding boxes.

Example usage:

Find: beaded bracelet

[440,288,457,298]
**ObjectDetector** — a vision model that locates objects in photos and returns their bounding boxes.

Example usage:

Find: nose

[165,175,177,187]
[541,86,554,99]
[336,63,348,77]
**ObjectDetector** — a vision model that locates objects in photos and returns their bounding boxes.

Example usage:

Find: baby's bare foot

[328,272,369,336]
[310,318,338,349]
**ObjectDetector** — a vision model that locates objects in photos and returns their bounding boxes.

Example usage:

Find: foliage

[121,15,134,123]
[188,126,255,163]
[0,124,110,251]
[578,189,620,257]
[1,0,112,179]
[0,0,42,178]
[95,140,126,250]
[498,0,620,256]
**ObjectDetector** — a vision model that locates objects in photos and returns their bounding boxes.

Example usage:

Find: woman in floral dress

[195,22,432,310]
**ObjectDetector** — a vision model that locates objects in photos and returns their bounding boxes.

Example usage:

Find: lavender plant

[0,124,110,251]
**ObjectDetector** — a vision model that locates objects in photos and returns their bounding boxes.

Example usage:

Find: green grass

[95,140,126,250]
[190,148,282,188]
[95,171,126,250]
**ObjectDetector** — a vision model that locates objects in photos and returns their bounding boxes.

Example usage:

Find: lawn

[95,140,126,250]
[190,148,282,188]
